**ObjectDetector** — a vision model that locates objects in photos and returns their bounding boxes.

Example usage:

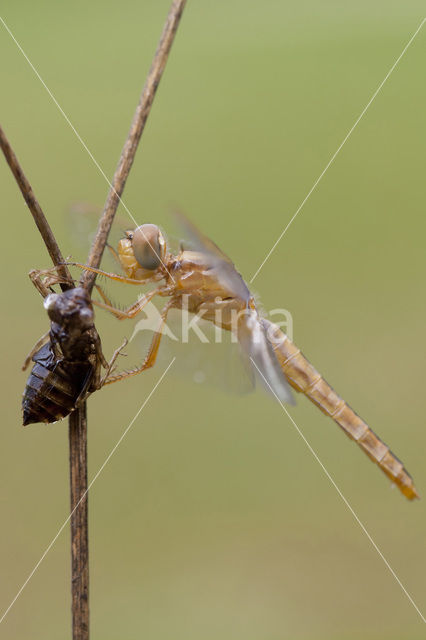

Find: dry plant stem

[73,1,186,635]
[81,0,187,293]
[0,124,72,291]
[69,406,89,639]
[0,123,88,638]
[69,407,89,640]
[72,2,186,637]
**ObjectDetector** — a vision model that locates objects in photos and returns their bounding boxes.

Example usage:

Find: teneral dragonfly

[69,215,419,500]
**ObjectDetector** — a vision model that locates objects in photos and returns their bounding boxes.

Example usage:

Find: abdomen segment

[262,319,419,501]
[22,345,93,425]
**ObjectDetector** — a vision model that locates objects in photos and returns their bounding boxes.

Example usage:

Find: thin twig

[70,2,186,639]
[81,0,187,293]
[0,124,72,291]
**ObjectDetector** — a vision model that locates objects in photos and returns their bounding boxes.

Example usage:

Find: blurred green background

[1,1,425,638]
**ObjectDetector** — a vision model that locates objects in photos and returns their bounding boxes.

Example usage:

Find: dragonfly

[68,214,419,501]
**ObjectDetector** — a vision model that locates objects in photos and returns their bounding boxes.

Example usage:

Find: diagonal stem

[71,2,187,639]
[0,124,72,291]
[81,0,187,293]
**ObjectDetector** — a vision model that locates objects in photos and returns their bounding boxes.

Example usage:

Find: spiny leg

[67,262,162,286]
[100,338,129,386]
[103,300,174,386]
[92,285,170,320]
[22,330,50,370]
[93,282,150,319]
[93,283,124,319]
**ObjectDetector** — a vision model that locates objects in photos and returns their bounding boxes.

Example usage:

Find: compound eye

[132,224,164,270]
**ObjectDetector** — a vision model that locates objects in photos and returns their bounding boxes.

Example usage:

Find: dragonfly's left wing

[238,310,295,405]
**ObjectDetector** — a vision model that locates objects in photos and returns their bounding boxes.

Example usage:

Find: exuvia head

[126,224,166,271]
[44,287,94,328]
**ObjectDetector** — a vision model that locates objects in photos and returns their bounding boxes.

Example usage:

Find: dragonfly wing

[66,201,131,269]
[173,209,234,263]
[185,334,256,396]
[173,210,251,302]
[238,311,295,405]
[131,308,255,395]
[229,338,256,394]
[173,212,292,402]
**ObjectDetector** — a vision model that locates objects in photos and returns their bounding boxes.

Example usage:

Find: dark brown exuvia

[22,287,109,426]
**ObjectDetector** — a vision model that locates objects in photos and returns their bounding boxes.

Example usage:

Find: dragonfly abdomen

[262,319,419,501]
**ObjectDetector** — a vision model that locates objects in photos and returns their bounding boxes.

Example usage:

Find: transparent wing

[127,302,293,403]
[173,210,251,303]
[169,214,292,402]
[238,310,295,405]
[173,209,235,263]
[129,306,255,395]
[66,201,102,252]
[65,201,132,269]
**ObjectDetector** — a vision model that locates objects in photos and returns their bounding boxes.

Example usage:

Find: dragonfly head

[124,224,167,271]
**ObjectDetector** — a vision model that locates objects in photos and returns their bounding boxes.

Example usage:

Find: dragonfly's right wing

[130,306,255,395]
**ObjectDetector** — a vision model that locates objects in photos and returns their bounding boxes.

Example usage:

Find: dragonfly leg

[99,338,129,386]
[22,330,50,371]
[93,283,115,308]
[93,282,154,319]
[92,285,171,320]
[106,243,121,265]
[67,262,162,286]
[103,300,174,385]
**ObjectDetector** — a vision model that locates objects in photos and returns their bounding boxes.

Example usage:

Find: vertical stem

[69,405,89,640]
[69,2,186,635]
[68,2,186,636]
